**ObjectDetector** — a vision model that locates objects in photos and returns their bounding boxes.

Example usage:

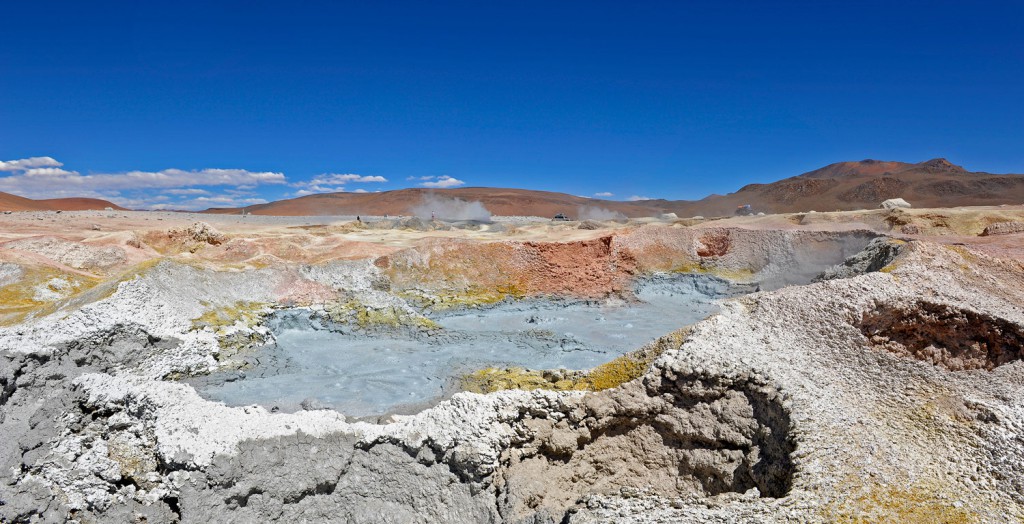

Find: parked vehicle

[735,204,754,216]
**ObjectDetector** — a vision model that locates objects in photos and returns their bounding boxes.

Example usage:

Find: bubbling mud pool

[191,274,755,417]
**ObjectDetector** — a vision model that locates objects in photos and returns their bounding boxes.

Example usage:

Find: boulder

[400,216,430,231]
[880,198,912,209]
[814,237,905,282]
[980,221,1024,237]
[184,222,225,245]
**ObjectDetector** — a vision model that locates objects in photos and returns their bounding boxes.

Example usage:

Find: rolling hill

[0,192,125,212]
[204,187,665,219]
[205,158,1024,218]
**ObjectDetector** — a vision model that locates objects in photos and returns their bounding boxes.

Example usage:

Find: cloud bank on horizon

[0,156,641,210]
[292,173,390,197]
[0,156,401,210]
[0,156,289,210]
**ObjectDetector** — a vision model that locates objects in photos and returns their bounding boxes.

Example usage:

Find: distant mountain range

[3,158,1023,217]
[204,187,667,219]
[205,158,1024,218]
[712,158,1024,215]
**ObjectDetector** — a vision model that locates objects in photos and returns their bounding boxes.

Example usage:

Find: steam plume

[411,194,492,221]
[576,205,626,221]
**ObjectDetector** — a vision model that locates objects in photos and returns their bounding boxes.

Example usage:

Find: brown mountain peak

[797,159,914,179]
[916,158,967,174]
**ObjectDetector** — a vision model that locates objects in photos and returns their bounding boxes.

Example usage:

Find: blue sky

[1,1,1022,210]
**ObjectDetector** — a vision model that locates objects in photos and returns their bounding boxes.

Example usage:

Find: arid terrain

[2,202,1024,522]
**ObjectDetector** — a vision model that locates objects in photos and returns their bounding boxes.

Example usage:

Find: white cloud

[0,156,63,171]
[0,159,285,197]
[194,196,267,204]
[23,167,78,177]
[164,188,210,196]
[105,193,270,211]
[104,197,151,209]
[628,195,652,201]
[309,173,387,184]
[162,196,268,211]
[288,173,387,196]
[352,188,369,193]
[107,168,286,188]
[594,192,614,197]
[0,156,287,210]
[420,175,465,189]
[292,184,345,196]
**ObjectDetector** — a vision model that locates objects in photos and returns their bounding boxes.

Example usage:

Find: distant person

[356,215,361,223]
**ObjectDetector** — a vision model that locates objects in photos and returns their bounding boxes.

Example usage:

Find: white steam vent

[412,194,492,221]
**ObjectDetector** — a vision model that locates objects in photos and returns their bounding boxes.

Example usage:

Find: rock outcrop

[3,237,127,271]
[182,222,225,245]
[880,197,912,209]
[813,237,904,281]
[980,221,1024,236]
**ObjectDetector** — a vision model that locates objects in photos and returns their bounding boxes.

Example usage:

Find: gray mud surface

[191,274,752,417]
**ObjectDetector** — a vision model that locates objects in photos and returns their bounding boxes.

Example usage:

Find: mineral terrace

[2,206,1024,523]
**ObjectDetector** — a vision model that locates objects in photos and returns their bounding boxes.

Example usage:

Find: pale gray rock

[3,237,127,270]
[880,197,911,209]
[182,222,225,245]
